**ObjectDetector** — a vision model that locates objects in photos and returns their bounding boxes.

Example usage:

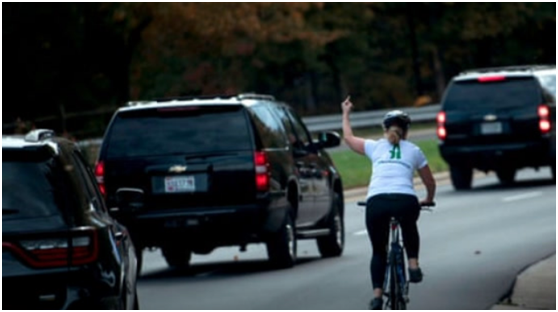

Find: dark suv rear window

[106,105,253,159]
[443,78,541,111]
[3,153,66,219]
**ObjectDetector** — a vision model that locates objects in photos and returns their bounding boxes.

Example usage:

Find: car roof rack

[460,65,556,75]
[153,94,236,102]
[24,129,55,142]
[153,93,276,102]
[237,93,275,101]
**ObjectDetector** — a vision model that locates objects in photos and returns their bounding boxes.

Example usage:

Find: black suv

[437,65,556,189]
[96,93,345,270]
[2,130,139,309]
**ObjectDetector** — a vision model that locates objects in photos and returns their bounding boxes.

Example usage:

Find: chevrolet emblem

[484,114,497,121]
[169,165,187,173]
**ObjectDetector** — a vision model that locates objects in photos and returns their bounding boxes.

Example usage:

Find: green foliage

[3,3,556,139]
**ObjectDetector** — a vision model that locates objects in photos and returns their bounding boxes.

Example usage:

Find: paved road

[137,168,555,310]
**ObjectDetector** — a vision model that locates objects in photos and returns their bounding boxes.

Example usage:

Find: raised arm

[417,165,436,204]
[341,96,366,155]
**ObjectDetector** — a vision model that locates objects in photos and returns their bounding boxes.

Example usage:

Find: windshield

[443,78,541,111]
[106,105,253,159]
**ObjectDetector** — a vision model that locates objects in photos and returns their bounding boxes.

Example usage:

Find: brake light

[254,151,270,191]
[478,76,506,83]
[538,105,551,134]
[94,161,106,196]
[538,105,549,118]
[3,228,98,268]
[437,111,447,140]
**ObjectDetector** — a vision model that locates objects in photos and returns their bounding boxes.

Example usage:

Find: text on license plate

[164,176,195,193]
[481,122,502,135]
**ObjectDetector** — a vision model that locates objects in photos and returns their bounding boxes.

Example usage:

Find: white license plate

[164,176,195,193]
[481,122,502,135]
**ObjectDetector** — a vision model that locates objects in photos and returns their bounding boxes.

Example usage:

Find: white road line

[502,191,543,202]
[354,230,368,236]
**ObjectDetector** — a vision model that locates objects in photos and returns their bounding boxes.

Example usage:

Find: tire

[317,193,344,257]
[133,289,139,310]
[389,263,400,310]
[266,212,297,269]
[450,165,473,190]
[496,168,516,185]
[389,253,407,310]
[135,245,143,276]
[162,246,192,269]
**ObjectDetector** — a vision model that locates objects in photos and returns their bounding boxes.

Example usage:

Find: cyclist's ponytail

[386,125,403,145]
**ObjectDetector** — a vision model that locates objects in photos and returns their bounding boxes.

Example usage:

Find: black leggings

[366,194,420,289]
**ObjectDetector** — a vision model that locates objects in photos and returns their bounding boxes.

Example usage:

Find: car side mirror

[317,131,341,149]
[115,188,144,213]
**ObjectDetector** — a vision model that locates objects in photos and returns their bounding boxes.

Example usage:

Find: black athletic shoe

[369,297,383,310]
[409,267,423,283]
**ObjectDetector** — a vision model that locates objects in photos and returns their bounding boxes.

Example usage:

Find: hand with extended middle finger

[341,95,353,114]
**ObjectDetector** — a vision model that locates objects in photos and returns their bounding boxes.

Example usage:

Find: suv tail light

[94,161,106,196]
[538,104,551,134]
[3,227,98,268]
[437,111,447,140]
[254,151,270,192]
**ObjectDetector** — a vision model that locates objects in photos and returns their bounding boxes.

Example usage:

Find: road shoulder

[491,254,556,310]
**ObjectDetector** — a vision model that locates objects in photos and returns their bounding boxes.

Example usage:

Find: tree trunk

[405,4,423,97]
[304,72,317,113]
[432,47,446,101]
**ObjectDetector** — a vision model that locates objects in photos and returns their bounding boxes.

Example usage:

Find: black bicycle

[358,201,434,310]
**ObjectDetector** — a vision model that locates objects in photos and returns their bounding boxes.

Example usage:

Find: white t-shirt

[364,139,428,199]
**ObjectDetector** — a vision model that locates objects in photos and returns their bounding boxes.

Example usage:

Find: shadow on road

[472,176,554,192]
[139,256,321,281]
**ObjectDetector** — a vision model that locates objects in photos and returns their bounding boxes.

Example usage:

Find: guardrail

[303,104,441,132]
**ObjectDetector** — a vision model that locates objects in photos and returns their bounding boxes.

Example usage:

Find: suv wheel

[135,245,143,276]
[266,212,296,268]
[496,168,516,185]
[162,246,192,269]
[450,165,473,190]
[317,193,344,257]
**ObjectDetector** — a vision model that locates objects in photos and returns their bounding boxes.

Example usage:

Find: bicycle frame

[383,218,408,310]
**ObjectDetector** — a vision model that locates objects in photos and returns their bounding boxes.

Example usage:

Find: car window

[106,105,252,158]
[284,108,312,146]
[249,104,287,149]
[2,151,68,219]
[270,106,298,146]
[71,151,106,213]
[443,78,542,111]
[538,74,556,98]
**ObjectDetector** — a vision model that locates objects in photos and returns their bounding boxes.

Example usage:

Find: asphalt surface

[137,168,555,310]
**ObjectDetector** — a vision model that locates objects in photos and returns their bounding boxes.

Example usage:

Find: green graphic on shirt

[390,144,401,159]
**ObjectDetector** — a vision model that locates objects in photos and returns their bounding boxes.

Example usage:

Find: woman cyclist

[341,96,436,310]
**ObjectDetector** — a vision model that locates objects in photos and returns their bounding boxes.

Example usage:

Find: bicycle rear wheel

[388,251,407,310]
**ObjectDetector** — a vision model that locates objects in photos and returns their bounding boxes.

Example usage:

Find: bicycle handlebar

[357,201,436,208]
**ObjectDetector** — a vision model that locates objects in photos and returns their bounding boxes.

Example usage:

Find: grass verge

[329,139,448,189]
